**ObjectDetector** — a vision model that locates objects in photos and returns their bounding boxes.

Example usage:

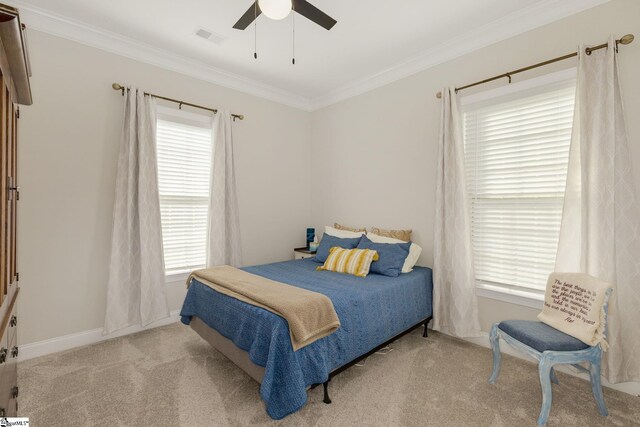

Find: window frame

[155,105,214,283]
[461,68,577,308]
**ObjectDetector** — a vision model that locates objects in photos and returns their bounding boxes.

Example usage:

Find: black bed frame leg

[323,380,332,404]
[423,317,431,338]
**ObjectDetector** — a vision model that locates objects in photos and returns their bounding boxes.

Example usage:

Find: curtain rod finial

[620,34,634,45]
[112,83,125,96]
[436,91,442,99]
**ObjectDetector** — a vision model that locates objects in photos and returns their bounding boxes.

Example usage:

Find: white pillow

[324,225,365,239]
[366,232,422,273]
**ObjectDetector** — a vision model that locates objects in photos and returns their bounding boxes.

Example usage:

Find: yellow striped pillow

[316,247,379,278]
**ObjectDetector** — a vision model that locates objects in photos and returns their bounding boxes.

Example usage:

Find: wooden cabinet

[0,3,32,418]
[0,72,19,303]
[0,294,18,416]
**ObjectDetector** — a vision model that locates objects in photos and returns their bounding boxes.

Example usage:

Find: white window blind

[156,112,213,276]
[463,79,575,293]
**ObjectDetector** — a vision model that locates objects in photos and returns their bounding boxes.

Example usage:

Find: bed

[180,258,433,419]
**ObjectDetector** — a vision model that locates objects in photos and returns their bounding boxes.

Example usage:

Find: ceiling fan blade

[233,2,262,30]
[293,0,337,31]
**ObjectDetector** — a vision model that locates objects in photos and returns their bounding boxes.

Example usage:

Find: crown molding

[7,0,609,112]
[308,0,610,110]
[8,0,314,111]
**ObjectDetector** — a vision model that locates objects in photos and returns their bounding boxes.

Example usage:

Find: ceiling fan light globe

[258,0,292,20]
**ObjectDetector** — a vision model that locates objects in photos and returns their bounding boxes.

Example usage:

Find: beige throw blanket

[187,266,341,351]
[537,273,612,350]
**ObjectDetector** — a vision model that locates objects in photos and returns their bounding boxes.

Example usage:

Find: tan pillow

[325,226,365,239]
[370,227,412,242]
[334,223,366,233]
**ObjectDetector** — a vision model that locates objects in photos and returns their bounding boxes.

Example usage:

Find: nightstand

[294,247,317,260]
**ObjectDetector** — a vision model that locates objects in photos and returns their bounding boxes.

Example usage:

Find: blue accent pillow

[314,233,362,263]
[357,235,411,277]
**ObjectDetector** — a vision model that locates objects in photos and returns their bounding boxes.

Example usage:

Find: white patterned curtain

[104,88,169,334]
[432,88,482,338]
[555,36,640,383]
[206,110,242,267]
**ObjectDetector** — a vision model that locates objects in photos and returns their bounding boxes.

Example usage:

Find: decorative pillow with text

[537,272,612,349]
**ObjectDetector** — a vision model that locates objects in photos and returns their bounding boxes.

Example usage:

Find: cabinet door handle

[0,348,6,364]
[9,315,17,327]
[11,346,18,358]
[11,386,18,399]
[7,177,19,201]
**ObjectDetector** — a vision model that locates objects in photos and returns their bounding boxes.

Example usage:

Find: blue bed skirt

[180,258,433,419]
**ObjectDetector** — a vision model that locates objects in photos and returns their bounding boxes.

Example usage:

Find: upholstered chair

[488,273,613,426]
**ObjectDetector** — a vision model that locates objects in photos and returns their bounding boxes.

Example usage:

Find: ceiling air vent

[195,27,227,45]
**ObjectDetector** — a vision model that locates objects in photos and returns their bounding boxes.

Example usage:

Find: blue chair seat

[498,320,589,353]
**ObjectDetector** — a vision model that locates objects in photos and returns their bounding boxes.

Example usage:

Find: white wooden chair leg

[550,367,559,385]
[589,357,608,416]
[537,356,554,426]
[489,323,502,384]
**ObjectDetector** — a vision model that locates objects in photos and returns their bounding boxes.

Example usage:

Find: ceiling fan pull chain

[254,1,258,59]
[292,5,296,65]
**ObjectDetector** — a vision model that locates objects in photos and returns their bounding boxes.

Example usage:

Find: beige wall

[17,0,640,349]
[18,31,311,345]
[310,0,640,331]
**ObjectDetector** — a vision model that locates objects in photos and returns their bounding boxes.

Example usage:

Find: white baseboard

[19,310,182,362]
[455,331,640,397]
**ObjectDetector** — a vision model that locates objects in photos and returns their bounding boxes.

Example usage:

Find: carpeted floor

[19,323,640,426]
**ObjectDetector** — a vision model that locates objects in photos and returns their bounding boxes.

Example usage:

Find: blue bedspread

[180,259,433,419]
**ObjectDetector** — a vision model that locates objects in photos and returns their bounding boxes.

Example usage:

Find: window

[156,108,213,277]
[462,72,576,299]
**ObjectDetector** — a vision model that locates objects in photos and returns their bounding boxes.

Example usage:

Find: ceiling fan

[233,0,337,31]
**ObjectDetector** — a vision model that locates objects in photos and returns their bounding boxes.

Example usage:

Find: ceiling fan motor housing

[258,0,293,20]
